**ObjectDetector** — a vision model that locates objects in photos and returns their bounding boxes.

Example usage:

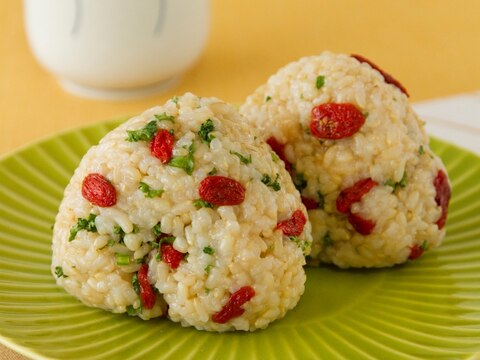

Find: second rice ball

[240,52,451,268]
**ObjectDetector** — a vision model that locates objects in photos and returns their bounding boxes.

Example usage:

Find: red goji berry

[351,54,409,97]
[301,196,319,210]
[137,264,156,309]
[348,212,375,235]
[336,178,378,214]
[266,136,292,173]
[276,209,307,237]
[150,129,174,164]
[212,286,255,324]
[310,103,366,140]
[81,173,117,207]
[434,170,451,229]
[161,243,184,269]
[408,244,424,260]
[199,176,245,206]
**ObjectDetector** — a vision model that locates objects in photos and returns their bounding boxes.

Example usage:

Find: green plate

[1,121,479,360]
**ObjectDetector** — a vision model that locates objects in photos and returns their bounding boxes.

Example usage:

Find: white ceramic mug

[23,0,210,99]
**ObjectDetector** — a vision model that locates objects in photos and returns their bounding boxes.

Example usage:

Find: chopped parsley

[171,96,179,104]
[204,264,214,275]
[230,150,252,165]
[168,142,195,175]
[152,222,162,236]
[69,214,97,241]
[293,172,307,192]
[323,232,333,246]
[115,253,130,266]
[265,96,272,102]
[316,75,325,89]
[363,111,370,118]
[138,182,164,198]
[271,151,279,163]
[420,241,429,251]
[113,225,125,243]
[205,288,211,294]
[203,246,215,255]
[126,305,142,316]
[317,191,325,210]
[261,173,281,191]
[198,119,215,144]
[99,238,116,250]
[207,167,218,176]
[54,266,67,278]
[418,145,425,155]
[132,273,140,295]
[126,120,157,142]
[154,112,175,123]
[159,236,175,245]
[384,171,408,192]
[289,236,310,253]
[193,199,214,209]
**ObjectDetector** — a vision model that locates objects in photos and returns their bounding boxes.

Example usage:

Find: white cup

[23,0,210,99]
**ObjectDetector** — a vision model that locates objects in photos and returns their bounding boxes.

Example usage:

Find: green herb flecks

[418,145,425,155]
[126,121,158,142]
[115,253,130,266]
[69,214,97,241]
[317,191,325,210]
[420,241,429,251]
[198,119,215,144]
[171,96,179,104]
[265,96,272,102]
[54,266,67,278]
[168,142,195,175]
[132,273,140,295]
[316,75,325,89]
[159,236,175,245]
[152,222,162,237]
[205,288,211,294]
[271,151,279,163]
[384,171,408,192]
[154,112,175,123]
[293,172,307,192]
[323,232,333,246]
[207,167,218,176]
[261,173,281,191]
[193,199,214,209]
[204,264,214,275]
[230,150,252,165]
[113,225,125,244]
[126,305,142,316]
[138,182,164,198]
[203,246,215,255]
[289,236,310,253]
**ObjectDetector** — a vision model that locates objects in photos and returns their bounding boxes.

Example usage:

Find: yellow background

[0,0,479,358]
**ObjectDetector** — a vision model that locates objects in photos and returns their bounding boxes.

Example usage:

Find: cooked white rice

[52,93,311,331]
[240,52,451,268]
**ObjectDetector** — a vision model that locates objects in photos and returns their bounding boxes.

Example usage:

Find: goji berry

[137,264,156,309]
[301,196,319,210]
[81,173,117,207]
[408,244,424,260]
[199,176,245,206]
[336,178,378,213]
[310,103,365,140]
[161,243,184,269]
[266,137,292,173]
[351,54,409,97]
[348,212,375,235]
[276,209,307,237]
[434,170,451,229]
[212,286,255,324]
[150,129,174,164]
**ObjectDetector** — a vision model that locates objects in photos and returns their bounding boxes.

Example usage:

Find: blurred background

[1,0,480,156]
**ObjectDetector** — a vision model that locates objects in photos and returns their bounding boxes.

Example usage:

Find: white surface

[413,92,480,155]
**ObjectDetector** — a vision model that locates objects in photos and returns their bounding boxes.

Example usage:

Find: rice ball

[52,93,312,331]
[240,52,451,268]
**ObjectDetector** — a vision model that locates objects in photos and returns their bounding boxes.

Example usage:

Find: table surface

[2,1,480,359]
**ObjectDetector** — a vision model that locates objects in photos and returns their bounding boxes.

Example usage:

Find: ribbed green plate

[0,120,479,360]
